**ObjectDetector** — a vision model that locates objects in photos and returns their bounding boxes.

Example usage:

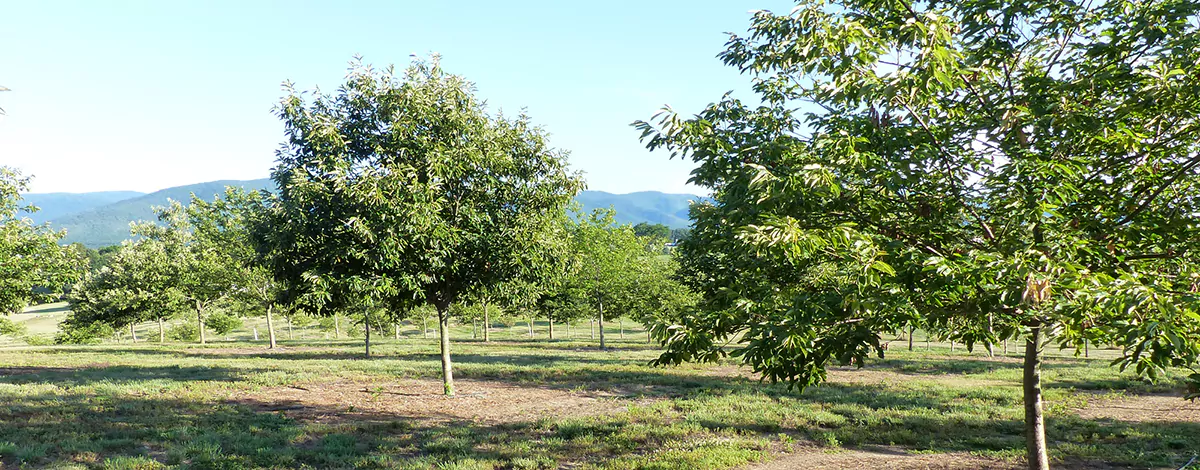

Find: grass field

[1,308,1198,469]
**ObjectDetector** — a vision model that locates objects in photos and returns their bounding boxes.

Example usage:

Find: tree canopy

[635,1,1200,468]
[265,56,584,395]
[0,167,83,315]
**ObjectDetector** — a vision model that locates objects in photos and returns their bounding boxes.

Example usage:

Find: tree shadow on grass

[1,375,1197,470]
[0,364,259,386]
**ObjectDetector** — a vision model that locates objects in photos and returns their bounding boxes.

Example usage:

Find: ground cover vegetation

[2,2,1200,467]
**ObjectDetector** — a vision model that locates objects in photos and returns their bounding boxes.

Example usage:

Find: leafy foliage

[636,1,1200,466]
[264,56,583,394]
[0,167,85,315]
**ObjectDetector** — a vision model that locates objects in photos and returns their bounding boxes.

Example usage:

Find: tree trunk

[472,319,478,339]
[950,340,955,352]
[1004,339,1009,355]
[647,328,652,344]
[158,317,165,343]
[253,327,259,341]
[549,317,555,340]
[395,322,401,340]
[590,320,595,339]
[483,302,491,342]
[423,316,430,339]
[528,315,534,338]
[1084,339,1089,358]
[986,313,995,357]
[266,305,277,349]
[1023,326,1050,470]
[287,316,294,340]
[334,314,341,339]
[437,305,454,396]
[908,325,914,351]
[566,321,571,339]
[196,301,206,345]
[599,301,606,350]
[619,318,624,339]
[364,311,371,358]
[130,323,137,343]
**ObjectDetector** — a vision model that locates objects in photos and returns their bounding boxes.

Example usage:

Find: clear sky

[1,1,792,195]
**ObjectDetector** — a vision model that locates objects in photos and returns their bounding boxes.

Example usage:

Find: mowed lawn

[0,319,1198,470]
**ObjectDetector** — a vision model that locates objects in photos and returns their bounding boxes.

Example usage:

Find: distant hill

[28,178,702,248]
[20,191,145,224]
[50,179,275,247]
[575,191,701,228]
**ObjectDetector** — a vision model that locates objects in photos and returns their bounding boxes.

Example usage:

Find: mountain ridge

[26,179,702,248]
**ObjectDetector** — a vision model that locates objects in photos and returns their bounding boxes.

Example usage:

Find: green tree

[561,209,656,349]
[635,2,1200,469]
[633,222,671,240]
[64,239,185,343]
[133,200,240,345]
[267,57,583,395]
[0,167,84,315]
[191,188,290,349]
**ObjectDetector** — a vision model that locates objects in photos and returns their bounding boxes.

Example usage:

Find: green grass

[0,318,1196,469]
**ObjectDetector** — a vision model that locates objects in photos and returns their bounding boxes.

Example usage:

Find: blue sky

[0,1,792,195]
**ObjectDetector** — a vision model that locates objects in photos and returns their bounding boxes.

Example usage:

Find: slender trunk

[599,301,606,350]
[986,313,995,357]
[619,318,624,339]
[1024,326,1050,470]
[528,315,534,338]
[1005,339,1009,355]
[472,319,478,339]
[483,302,491,342]
[158,317,165,343]
[647,328,652,344]
[1084,339,1089,358]
[196,300,206,345]
[950,340,955,352]
[287,316,294,340]
[395,322,401,340]
[334,314,341,339]
[266,305,277,349]
[566,321,571,339]
[908,325,914,351]
[423,316,430,339]
[130,323,137,343]
[253,327,259,341]
[437,304,454,396]
[549,317,555,340]
[590,320,595,339]
[364,310,371,358]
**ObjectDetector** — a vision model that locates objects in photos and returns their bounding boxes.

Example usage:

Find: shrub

[167,322,199,342]
[204,312,243,336]
[54,322,115,345]
[23,335,54,346]
[0,317,27,337]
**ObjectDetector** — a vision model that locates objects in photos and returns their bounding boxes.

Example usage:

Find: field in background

[1,311,1197,470]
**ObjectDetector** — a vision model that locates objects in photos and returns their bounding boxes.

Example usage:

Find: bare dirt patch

[1075,394,1200,423]
[744,445,1017,470]
[231,377,653,424]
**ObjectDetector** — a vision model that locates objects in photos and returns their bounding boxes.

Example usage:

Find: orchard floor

[0,334,1197,469]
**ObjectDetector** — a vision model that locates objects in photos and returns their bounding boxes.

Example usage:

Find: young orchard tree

[191,188,290,349]
[133,200,240,345]
[562,209,655,349]
[64,239,185,342]
[267,56,583,394]
[0,167,84,316]
[635,2,1200,469]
